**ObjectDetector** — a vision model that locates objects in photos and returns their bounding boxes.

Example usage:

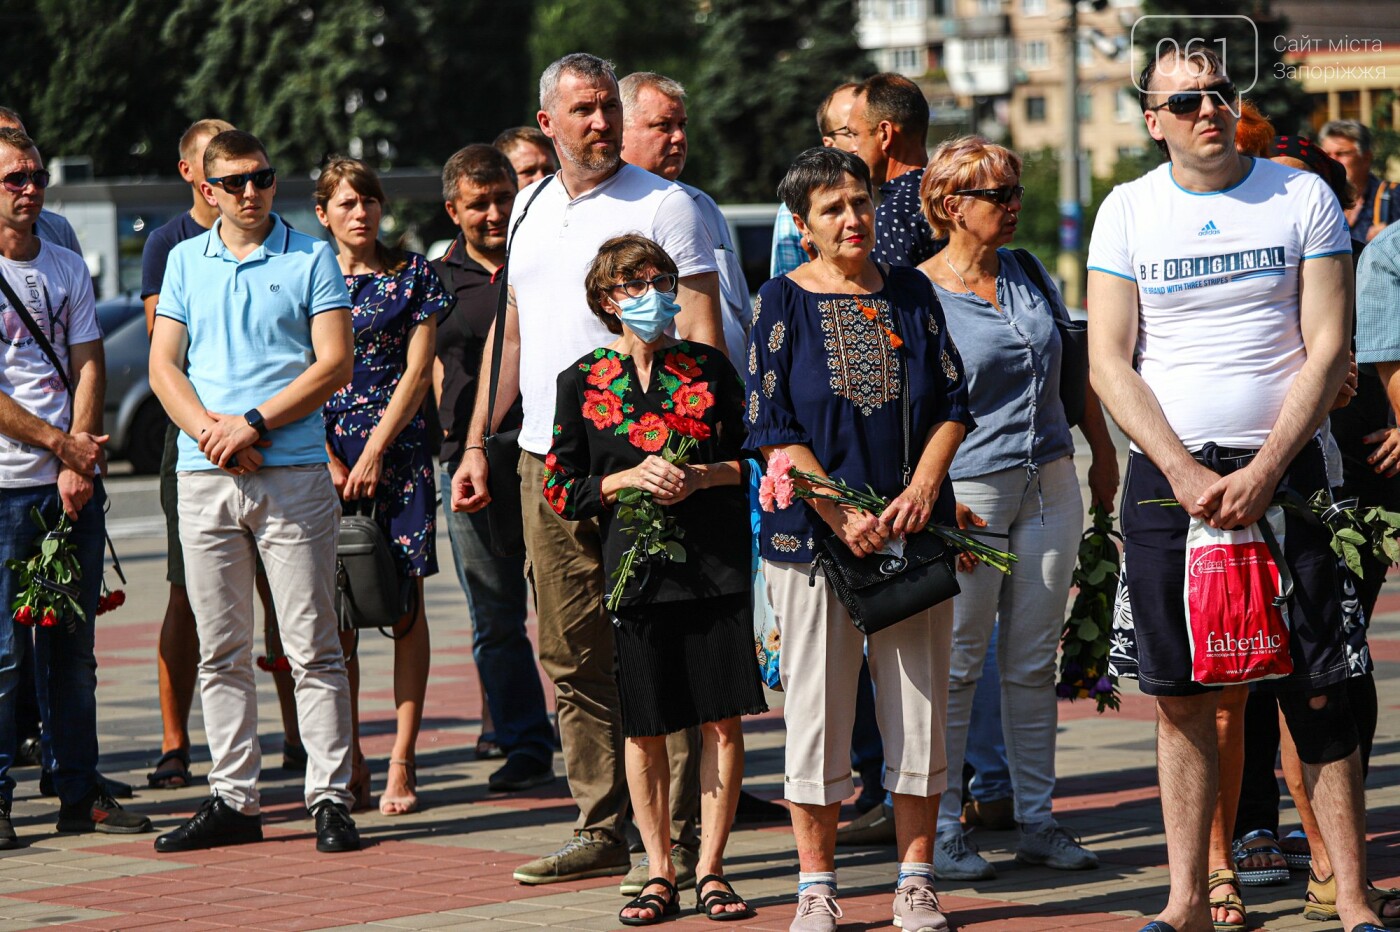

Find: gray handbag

[335,501,411,632]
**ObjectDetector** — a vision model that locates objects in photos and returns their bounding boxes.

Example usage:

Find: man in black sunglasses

[0,127,153,844]
[1090,45,1381,932]
[0,108,81,257]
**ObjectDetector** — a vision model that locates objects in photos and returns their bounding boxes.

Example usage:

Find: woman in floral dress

[545,235,765,925]
[315,158,453,815]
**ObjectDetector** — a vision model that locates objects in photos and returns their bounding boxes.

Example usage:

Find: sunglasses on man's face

[1150,81,1239,116]
[953,184,1025,205]
[205,168,277,194]
[1,170,51,193]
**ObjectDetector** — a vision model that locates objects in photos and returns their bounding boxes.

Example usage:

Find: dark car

[99,295,168,474]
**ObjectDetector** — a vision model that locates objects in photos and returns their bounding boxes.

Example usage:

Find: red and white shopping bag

[1183,507,1293,685]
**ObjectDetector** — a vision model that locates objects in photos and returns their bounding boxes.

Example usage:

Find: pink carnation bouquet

[761,450,1017,574]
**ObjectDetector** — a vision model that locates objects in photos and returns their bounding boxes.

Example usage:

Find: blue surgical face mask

[616,288,681,343]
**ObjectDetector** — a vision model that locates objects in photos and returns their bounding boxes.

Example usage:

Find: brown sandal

[1304,871,1400,926]
[1209,868,1246,932]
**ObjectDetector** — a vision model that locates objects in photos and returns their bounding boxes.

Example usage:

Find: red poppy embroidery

[627,412,670,452]
[583,390,624,430]
[663,350,700,383]
[544,453,558,473]
[671,381,714,419]
[543,480,569,515]
[586,355,623,389]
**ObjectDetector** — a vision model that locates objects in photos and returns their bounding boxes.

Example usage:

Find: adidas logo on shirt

[1198,220,1221,236]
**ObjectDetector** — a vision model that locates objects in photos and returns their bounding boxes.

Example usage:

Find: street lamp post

[1058,0,1083,309]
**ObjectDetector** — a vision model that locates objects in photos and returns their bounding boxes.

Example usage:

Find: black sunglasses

[1,170,51,193]
[953,184,1024,205]
[1149,81,1239,116]
[610,273,678,299]
[205,168,277,194]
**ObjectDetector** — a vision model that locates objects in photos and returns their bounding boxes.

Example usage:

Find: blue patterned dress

[324,252,454,578]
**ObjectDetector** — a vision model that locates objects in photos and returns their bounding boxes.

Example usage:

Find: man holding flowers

[0,127,151,844]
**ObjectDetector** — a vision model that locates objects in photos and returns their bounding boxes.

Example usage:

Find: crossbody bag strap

[0,274,71,394]
[1256,513,1295,605]
[487,174,554,436]
[1011,247,1065,324]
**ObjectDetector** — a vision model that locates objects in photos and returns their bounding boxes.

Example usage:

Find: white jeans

[939,456,1082,832]
[178,466,353,814]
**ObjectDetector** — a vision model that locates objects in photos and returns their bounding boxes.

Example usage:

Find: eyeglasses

[610,273,678,299]
[953,184,1025,205]
[1148,81,1239,116]
[205,168,277,194]
[1,170,51,193]
[825,126,858,140]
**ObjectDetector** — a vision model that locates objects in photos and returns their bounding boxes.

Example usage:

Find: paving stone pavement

[3,473,1397,931]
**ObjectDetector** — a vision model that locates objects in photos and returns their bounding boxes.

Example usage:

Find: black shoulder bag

[811,303,961,635]
[1011,248,1088,428]
[481,175,554,558]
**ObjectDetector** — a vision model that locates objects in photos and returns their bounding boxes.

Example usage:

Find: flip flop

[147,748,192,789]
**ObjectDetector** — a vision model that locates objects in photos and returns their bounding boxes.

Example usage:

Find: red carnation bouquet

[606,414,711,611]
[6,507,127,631]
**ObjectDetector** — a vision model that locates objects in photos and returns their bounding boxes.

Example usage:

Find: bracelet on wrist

[464,444,486,453]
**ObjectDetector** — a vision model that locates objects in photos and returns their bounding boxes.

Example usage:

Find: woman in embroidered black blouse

[544,235,765,925]
[745,147,975,932]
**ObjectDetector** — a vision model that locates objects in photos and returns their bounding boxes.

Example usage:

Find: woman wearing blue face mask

[544,234,766,925]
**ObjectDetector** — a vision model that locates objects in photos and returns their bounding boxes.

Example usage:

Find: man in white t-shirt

[1087,49,1380,932]
[451,52,721,889]
[0,128,152,844]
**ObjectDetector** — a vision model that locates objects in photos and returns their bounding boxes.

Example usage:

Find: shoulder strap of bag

[1010,247,1067,324]
[0,274,71,394]
[1375,180,1394,229]
[879,261,913,487]
[487,174,555,436]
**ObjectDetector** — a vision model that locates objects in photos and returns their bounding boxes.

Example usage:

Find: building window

[892,0,922,18]
[1026,96,1047,123]
[1022,0,1046,13]
[965,37,1006,66]
[1078,89,1093,122]
[893,47,923,72]
[1077,36,1094,66]
[976,0,1000,12]
[1022,39,1048,69]
[859,0,883,20]
[1115,87,1138,122]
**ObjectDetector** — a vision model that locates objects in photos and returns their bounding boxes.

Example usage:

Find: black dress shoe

[488,754,556,792]
[155,796,262,852]
[311,799,360,853]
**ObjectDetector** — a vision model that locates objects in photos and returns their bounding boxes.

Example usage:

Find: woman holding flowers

[315,158,453,815]
[544,234,765,926]
[747,146,975,932]
[913,136,1117,879]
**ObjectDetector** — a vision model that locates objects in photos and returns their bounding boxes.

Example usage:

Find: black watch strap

[244,408,269,439]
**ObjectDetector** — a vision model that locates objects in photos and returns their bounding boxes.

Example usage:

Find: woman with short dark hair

[749,147,974,932]
[546,234,765,925]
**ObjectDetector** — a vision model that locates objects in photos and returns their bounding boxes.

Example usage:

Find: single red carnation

[13,605,33,626]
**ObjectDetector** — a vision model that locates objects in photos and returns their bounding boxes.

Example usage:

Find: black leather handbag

[1012,248,1087,428]
[335,501,410,632]
[481,176,554,558]
[811,305,960,635]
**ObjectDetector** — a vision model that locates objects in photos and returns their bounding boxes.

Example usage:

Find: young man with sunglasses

[1088,48,1382,932]
[149,129,361,855]
[0,128,153,844]
[0,109,80,257]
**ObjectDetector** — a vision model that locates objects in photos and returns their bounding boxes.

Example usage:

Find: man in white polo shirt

[149,129,359,855]
[452,52,721,886]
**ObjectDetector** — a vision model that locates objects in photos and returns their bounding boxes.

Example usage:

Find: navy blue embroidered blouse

[744,265,976,563]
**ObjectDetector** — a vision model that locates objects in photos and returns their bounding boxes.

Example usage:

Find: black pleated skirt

[612,592,769,738]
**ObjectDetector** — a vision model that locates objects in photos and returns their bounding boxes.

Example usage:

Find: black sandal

[619,876,679,926]
[147,748,191,789]
[696,874,755,921]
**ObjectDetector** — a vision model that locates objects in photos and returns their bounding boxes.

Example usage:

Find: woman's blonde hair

[919,136,1023,239]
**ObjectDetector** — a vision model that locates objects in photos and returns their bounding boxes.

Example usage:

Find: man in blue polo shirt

[149,129,359,854]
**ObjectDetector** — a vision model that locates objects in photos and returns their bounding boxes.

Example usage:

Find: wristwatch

[243,408,270,439]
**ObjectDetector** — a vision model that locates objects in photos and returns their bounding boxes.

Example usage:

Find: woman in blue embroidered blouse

[746,147,974,932]
[914,136,1118,879]
[315,159,453,817]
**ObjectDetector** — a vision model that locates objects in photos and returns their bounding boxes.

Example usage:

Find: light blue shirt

[769,203,806,278]
[682,182,750,361]
[1356,224,1400,365]
[155,213,351,471]
[935,248,1075,481]
[36,210,81,256]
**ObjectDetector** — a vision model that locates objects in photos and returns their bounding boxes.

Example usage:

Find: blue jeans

[440,466,553,765]
[965,623,1012,802]
[0,482,104,805]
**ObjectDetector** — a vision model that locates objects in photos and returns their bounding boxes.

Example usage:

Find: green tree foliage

[1015,147,1164,265]
[691,0,874,202]
[1136,0,1311,135]
[0,0,190,176]
[528,0,703,96]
